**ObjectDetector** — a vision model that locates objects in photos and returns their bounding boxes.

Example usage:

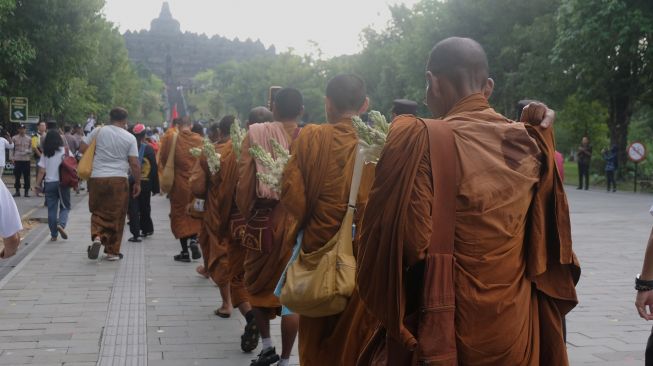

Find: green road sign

[10,97,28,122]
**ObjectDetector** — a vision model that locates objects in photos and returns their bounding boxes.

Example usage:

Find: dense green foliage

[1,0,651,182]
[0,0,164,126]
[188,0,651,179]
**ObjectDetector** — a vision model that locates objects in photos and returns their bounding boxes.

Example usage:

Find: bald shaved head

[427,37,489,93]
[425,37,493,117]
[247,106,273,126]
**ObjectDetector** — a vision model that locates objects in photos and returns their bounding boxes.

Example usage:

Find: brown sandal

[214,309,231,318]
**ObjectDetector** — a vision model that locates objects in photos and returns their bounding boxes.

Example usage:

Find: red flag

[171,104,179,120]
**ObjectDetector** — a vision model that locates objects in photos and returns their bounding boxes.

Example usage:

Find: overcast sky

[102,0,421,58]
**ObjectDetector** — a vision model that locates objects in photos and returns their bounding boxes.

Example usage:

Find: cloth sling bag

[358,119,458,366]
[280,141,365,318]
[240,126,302,253]
[160,132,178,194]
[59,145,79,189]
[77,127,102,181]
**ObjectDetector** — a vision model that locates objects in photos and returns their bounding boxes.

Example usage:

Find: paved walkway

[566,188,653,365]
[0,188,652,365]
[0,196,297,366]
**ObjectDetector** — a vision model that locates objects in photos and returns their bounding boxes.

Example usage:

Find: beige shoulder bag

[280,142,365,317]
[160,132,178,194]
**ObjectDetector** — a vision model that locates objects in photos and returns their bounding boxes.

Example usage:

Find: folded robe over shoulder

[357,94,580,366]
[281,118,377,366]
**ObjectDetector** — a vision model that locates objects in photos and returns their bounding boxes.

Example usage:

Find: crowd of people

[139,37,575,366]
[0,37,588,365]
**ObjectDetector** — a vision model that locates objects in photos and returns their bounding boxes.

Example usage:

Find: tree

[554,0,653,167]
[555,94,609,159]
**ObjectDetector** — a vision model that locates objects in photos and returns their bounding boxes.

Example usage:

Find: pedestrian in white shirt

[0,129,14,176]
[35,130,72,242]
[80,107,140,261]
[0,179,22,259]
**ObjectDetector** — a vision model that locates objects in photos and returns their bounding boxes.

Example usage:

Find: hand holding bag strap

[416,118,458,365]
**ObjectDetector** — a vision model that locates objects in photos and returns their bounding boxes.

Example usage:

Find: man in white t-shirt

[0,129,14,176]
[0,179,22,259]
[80,107,141,261]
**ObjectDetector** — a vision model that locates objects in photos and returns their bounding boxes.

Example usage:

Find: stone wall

[124,30,275,85]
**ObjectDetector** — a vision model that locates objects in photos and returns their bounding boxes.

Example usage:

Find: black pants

[128,180,153,238]
[578,163,590,189]
[606,170,616,191]
[13,161,30,192]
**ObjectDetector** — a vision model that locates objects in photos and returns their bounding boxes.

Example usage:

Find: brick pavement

[0,188,651,365]
[566,188,653,365]
[0,195,298,366]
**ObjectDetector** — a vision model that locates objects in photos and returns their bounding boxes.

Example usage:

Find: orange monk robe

[189,140,231,287]
[159,129,203,239]
[227,216,250,307]
[281,118,377,366]
[217,140,250,306]
[357,94,580,365]
[235,124,299,311]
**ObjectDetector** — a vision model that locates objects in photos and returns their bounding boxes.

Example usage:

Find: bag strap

[138,143,146,165]
[420,118,457,253]
[347,143,365,208]
[167,132,179,166]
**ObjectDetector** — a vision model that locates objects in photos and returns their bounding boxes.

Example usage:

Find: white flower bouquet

[249,139,291,194]
[352,110,389,163]
[231,120,246,162]
[189,138,221,175]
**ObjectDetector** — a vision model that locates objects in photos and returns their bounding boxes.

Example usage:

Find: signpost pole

[627,142,647,193]
[635,162,638,193]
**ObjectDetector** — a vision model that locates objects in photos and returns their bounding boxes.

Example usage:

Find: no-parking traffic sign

[628,142,647,163]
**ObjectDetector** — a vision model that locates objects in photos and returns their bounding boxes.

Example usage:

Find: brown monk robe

[357,38,579,366]
[280,74,377,366]
[237,90,304,365]
[189,139,232,302]
[217,139,251,310]
[159,118,203,261]
[236,122,298,310]
[219,135,260,352]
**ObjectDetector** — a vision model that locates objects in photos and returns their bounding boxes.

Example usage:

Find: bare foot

[196,265,209,279]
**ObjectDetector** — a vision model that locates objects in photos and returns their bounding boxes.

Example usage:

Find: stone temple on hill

[124,2,275,116]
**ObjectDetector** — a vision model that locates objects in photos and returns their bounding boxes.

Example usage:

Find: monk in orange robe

[190,116,260,352]
[236,90,303,366]
[158,117,203,262]
[280,74,378,366]
[190,120,235,313]
[357,37,579,365]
